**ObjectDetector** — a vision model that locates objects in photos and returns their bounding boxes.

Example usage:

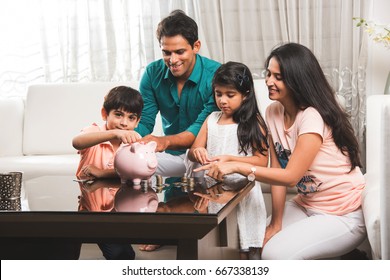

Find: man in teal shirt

[136,10,220,178]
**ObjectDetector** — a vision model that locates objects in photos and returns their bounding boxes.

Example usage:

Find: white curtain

[0,0,370,166]
[0,0,211,95]
[197,0,371,168]
[0,0,370,93]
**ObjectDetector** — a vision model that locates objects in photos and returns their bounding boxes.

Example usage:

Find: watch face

[248,173,256,182]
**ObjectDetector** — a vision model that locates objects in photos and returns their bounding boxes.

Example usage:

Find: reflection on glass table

[76,174,246,215]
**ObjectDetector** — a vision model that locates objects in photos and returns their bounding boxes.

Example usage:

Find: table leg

[176,239,198,260]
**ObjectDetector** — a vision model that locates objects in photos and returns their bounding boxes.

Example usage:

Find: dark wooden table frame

[0,179,254,260]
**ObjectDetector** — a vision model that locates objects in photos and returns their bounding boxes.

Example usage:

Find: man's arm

[140,91,216,153]
[186,85,218,137]
[136,69,159,136]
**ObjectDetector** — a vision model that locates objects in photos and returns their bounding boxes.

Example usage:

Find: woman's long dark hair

[212,61,269,156]
[265,43,362,170]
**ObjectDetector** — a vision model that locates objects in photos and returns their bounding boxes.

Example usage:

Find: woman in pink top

[195,43,367,259]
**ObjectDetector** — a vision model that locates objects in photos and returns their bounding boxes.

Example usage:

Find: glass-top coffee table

[0,175,254,260]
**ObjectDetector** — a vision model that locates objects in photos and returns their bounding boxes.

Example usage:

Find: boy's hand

[81,165,117,179]
[114,130,141,144]
[81,165,103,178]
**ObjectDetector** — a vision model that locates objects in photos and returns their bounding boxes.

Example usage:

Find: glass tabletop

[0,174,254,260]
[4,174,250,216]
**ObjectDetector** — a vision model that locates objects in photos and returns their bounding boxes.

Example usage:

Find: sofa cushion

[0,154,79,181]
[23,82,136,155]
[0,97,24,156]
[363,95,390,259]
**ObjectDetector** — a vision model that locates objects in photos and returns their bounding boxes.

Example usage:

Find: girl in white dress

[187,61,269,259]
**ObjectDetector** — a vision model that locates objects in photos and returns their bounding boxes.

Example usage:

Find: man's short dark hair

[156,9,198,48]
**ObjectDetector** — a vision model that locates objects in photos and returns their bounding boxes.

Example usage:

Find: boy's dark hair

[103,86,143,118]
[212,61,269,156]
[156,9,198,47]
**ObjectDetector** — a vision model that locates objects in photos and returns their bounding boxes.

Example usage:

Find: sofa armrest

[364,95,390,260]
[362,174,381,259]
[0,97,24,157]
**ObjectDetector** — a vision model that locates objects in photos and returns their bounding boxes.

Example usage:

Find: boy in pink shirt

[73,86,143,259]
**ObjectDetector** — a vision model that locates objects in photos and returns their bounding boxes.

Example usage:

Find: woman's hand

[193,183,237,204]
[209,155,232,163]
[194,161,243,181]
[263,223,282,247]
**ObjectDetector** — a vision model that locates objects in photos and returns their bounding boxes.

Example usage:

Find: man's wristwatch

[247,167,256,182]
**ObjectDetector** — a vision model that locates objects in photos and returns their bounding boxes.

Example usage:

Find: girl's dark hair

[103,86,144,117]
[265,43,362,170]
[212,61,269,156]
[156,9,198,47]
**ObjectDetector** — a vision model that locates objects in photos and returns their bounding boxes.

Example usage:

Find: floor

[79,240,372,260]
[79,243,177,260]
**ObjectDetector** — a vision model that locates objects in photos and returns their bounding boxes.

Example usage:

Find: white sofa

[363,95,390,260]
[0,82,147,181]
[0,80,272,181]
[0,80,295,209]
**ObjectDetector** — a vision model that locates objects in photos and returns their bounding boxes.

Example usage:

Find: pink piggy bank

[114,141,158,186]
[114,185,158,213]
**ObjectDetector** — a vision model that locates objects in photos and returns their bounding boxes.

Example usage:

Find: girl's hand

[194,161,240,181]
[193,197,209,213]
[192,147,211,165]
[193,183,236,204]
[115,130,141,144]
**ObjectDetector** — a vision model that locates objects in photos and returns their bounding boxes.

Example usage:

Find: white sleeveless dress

[205,111,267,250]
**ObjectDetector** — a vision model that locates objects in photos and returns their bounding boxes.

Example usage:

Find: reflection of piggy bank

[114,184,158,213]
[114,141,158,186]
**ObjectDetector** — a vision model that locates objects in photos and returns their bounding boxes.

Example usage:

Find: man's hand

[140,135,170,152]
[140,131,195,152]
